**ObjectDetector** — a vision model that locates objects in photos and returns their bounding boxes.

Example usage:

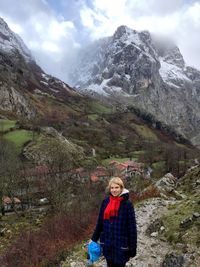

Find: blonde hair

[107,177,124,191]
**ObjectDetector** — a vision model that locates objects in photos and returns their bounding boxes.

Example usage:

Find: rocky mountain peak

[152,36,185,68]
[0,17,10,33]
[0,17,78,119]
[70,25,200,146]
[113,25,136,40]
[0,17,32,62]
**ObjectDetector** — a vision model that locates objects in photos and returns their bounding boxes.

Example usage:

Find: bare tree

[28,136,85,212]
[0,138,21,215]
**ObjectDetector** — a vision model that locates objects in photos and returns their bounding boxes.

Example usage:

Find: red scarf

[103,195,123,220]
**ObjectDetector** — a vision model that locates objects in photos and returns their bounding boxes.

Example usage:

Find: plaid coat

[92,190,137,265]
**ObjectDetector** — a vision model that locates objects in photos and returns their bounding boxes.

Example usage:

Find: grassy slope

[4,130,34,148]
[162,195,200,246]
[0,119,16,132]
[159,166,200,266]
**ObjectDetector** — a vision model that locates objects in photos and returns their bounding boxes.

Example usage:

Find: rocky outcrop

[23,128,84,164]
[0,82,36,118]
[155,173,177,192]
[154,173,187,200]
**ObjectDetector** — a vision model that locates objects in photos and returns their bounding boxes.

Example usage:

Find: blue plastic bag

[87,241,101,263]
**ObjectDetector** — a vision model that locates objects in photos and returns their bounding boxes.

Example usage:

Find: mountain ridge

[70,25,200,147]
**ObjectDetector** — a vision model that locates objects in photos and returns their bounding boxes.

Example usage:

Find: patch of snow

[159,59,191,85]
[34,89,50,96]
[122,28,143,47]
[120,28,156,62]
[40,80,48,86]
[87,79,109,95]
[41,73,50,81]
[164,82,180,89]
[49,88,59,93]
[125,74,131,80]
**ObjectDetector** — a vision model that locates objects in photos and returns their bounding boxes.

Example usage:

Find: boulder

[162,252,185,267]
[155,173,178,197]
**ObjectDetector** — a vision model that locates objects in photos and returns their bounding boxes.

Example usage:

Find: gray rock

[146,218,164,236]
[162,253,184,267]
[0,84,36,118]
[150,232,158,238]
[180,217,193,228]
[195,179,200,186]
[192,212,200,220]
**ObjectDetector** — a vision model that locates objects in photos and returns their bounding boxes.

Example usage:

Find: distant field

[0,119,16,132]
[152,161,165,169]
[128,150,145,161]
[88,114,99,121]
[4,130,35,150]
[90,102,113,114]
[102,157,130,166]
[134,124,158,141]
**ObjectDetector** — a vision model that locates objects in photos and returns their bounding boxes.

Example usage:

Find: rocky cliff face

[70,25,200,146]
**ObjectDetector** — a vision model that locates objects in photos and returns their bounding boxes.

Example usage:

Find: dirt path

[62,198,175,267]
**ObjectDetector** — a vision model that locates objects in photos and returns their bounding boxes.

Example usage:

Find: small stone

[190,254,195,260]
[196,179,200,185]
[192,212,200,220]
[160,226,165,232]
[150,232,158,237]
[180,217,193,228]
[182,245,189,253]
[151,255,157,258]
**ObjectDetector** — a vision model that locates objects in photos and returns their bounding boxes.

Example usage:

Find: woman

[91,177,137,267]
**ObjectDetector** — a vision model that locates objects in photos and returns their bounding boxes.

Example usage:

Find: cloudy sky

[0,0,200,84]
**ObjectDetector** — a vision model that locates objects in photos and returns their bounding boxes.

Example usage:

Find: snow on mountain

[0,17,32,62]
[71,26,160,95]
[159,59,190,86]
[70,25,197,95]
[70,25,200,146]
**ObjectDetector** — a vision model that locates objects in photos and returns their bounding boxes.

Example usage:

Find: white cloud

[0,0,78,82]
[0,0,200,82]
[79,0,200,69]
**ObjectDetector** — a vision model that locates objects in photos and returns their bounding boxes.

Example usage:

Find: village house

[2,196,21,213]
[108,160,144,179]
[90,166,109,182]
[70,167,89,181]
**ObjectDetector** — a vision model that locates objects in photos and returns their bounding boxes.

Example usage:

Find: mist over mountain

[69,25,200,146]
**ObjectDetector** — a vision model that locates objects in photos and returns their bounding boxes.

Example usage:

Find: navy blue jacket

[92,190,137,265]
